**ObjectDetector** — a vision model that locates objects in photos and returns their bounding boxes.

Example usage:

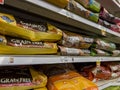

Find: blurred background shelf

[97,77,120,89]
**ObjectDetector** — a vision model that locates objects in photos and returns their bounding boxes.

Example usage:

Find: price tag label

[98,25,106,36]
[9,57,14,63]
[0,0,4,4]
[96,60,101,67]
[101,29,106,36]
[61,57,73,63]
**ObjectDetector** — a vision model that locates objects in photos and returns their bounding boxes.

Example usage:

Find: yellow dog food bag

[0,35,58,55]
[0,67,47,90]
[47,71,98,90]
[34,87,47,90]
[0,12,62,42]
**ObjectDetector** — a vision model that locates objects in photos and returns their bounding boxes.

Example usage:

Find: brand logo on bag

[1,16,14,22]
[0,0,4,4]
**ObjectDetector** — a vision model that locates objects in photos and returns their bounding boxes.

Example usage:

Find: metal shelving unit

[0,0,120,89]
[0,0,118,65]
[4,0,120,44]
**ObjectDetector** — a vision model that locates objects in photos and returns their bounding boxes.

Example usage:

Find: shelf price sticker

[0,0,4,4]
[9,57,14,63]
[98,25,106,36]
[61,57,73,63]
[101,29,106,36]
[96,60,101,67]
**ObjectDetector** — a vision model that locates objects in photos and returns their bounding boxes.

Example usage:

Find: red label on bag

[0,0,4,4]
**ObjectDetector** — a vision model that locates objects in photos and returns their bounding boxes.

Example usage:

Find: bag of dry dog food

[80,65,111,82]
[59,32,94,49]
[91,48,110,56]
[98,19,120,33]
[0,35,58,55]
[0,67,47,90]
[100,7,120,25]
[75,0,101,13]
[67,0,99,22]
[0,12,62,42]
[91,39,116,52]
[59,46,91,56]
[47,71,98,90]
[46,0,69,8]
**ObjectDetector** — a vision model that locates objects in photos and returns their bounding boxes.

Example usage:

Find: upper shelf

[4,0,120,44]
[96,0,120,17]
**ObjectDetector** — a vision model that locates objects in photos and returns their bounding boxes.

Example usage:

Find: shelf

[4,0,120,44]
[0,55,119,66]
[97,77,120,90]
[96,0,120,17]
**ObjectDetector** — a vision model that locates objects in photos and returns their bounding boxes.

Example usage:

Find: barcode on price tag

[0,0,4,4]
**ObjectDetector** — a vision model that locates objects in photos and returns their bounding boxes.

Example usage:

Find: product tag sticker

[0,0,4,5]
[101,29,106,36]
[9,57,14,63]
[96,60,101,67]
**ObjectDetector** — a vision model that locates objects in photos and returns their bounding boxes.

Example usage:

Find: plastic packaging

[75,0,101,13]
[46,0,69,8]
[0,35,58,55]
[91,48,110,56]
[112,50,120,56]
[59,46,91,56]
[98,19,120,33]
[103,86,120,90]
[0,12,62,42]
[92,39,116,52]
[80,65,111,82]
[59,32,94,49]
[40,64,76,77]
[100,7,120,24]
[0,67,47,90]
[47,71,98,90]
[102,62,120,72]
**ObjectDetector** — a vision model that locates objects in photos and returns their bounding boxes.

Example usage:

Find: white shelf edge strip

[113,0,120,8]
[25,0,120,37]
[0,56,119,65]
[97,77,120,89]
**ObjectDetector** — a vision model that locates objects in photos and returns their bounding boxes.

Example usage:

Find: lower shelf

[0,55,119,66]
[97,77,120,89]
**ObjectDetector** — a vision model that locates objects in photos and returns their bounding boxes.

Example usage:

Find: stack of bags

[0,12,63,55]
[58,31,94,56]
[0,64,99,90]
[98,7,120,33]
[46,0,120,34]
[90,39,120,56]
[76,62,120,82]
[38,64,98,90]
